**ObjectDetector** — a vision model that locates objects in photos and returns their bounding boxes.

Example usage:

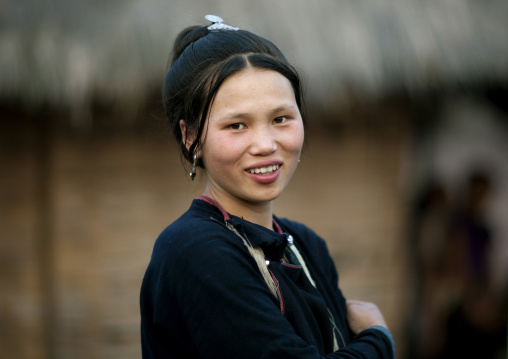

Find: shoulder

[147,199,249,269]
[143,203,259,296]
[153,208,235,261]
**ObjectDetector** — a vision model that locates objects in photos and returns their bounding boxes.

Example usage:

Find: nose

[249,125,277,156]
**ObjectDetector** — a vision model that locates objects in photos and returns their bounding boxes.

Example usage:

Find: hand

[346,299,388,335]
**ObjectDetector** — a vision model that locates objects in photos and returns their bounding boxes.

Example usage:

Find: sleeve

[316,239,395,359]
[276,219,396,359]
[150,225,394,359]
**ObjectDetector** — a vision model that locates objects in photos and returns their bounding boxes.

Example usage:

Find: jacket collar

[191,199,288,262]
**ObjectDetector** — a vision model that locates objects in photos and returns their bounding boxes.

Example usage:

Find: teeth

[249,165,279,174]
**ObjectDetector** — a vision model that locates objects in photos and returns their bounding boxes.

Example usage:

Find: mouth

[247,164,280,175]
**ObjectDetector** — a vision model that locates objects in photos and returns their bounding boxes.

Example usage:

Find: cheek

[202,134,242,167]
[286,126,305,154]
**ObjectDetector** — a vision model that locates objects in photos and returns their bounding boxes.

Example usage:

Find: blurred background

[1,0,507,358]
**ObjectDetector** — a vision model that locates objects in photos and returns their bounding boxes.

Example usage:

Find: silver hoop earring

[189,154,198,181]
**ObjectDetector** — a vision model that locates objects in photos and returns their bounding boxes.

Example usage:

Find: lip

[245,160,282,184]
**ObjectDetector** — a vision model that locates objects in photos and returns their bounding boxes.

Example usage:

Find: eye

[273,116,288,124]
[229,123,245,130]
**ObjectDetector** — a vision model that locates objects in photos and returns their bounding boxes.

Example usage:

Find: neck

[201,189,274,230]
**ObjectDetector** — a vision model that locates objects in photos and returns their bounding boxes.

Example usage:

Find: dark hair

[162,23,306,167]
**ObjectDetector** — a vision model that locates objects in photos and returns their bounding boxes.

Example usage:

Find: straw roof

[1,0,507,120]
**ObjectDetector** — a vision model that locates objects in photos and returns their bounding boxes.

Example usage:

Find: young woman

[140,15,395,359]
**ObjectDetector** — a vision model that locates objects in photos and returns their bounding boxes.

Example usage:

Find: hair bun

[171,26,209,64]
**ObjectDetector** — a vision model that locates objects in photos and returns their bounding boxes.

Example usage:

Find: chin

[246,190,283,204]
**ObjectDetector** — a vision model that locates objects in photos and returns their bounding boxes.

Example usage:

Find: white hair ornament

[205,14,239,31]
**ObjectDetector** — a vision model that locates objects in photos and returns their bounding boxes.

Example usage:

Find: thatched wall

[1,0,508,121]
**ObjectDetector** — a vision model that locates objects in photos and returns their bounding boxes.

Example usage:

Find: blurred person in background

[409,171,507,359]
[441,171,507,359]
[408,181,451,359]
[139,15,395,359]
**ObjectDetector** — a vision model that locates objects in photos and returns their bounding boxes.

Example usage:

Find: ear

[179,119,196,153]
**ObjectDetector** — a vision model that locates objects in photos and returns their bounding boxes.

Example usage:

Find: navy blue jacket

[140,199,395,358]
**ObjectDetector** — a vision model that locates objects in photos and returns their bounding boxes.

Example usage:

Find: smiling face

[200,67,304,215]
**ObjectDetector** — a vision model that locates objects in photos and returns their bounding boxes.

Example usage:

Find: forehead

[219,66,291,89]
[211,67,296,114]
